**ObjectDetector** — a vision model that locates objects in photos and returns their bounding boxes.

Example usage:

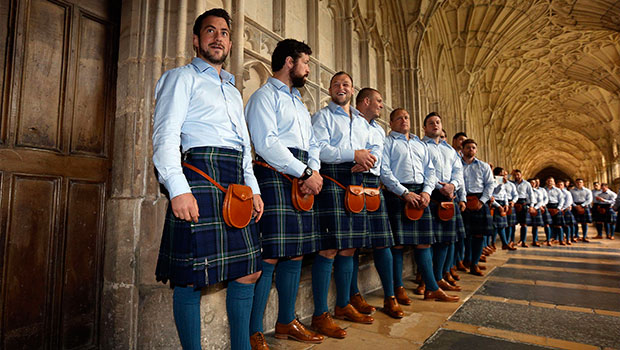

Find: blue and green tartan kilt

[429,191,457,243]
[492,201,508,229]
[384,184,434,245]
[454,204,466,239]
[529,208,544,227]
[548,204,565,226]
[562,209,575,226]
[507,206,518,226]
[254,149,320,258]
[155,147,261,289]
[362,174,394,248]
[515,199,532,226]
[597,205,617,223]
[571,205,592,223]
[541,207,553,225]
[316,163,368,250]
[461,195,494,236]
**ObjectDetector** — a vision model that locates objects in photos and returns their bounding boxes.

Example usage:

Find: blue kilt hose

[571,203,592,223]
[254,149,320,258]
[362,173,394,248]
[461,193,494,236]
[529,208,544,227]
[562,209,575,226]
[316,163,368,250]
[429,190,458,243]
[515,199,532,226]
[384,184,434,245]
[541,207,553,225]
[547,203,565,226]
[507,205,518,227]
[492,200,508,229]
[156,147,261,288]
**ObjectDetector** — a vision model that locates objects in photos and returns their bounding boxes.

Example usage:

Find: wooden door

[0,0,119,348]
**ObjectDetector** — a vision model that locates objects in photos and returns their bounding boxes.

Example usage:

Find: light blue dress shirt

[422,136,464,192]
[152,57,259,198]
[570,187,593,206]
[245,77,320,177]
[311,102,377,164]
[595,189,617,205]
[531,187,542,209]
[504,181,519,203]
[492,184,508,207]
[461,157,495,203]
[380,131,436,196]
[366,119,386,176]
[538,187,549,207]
[514,180,535,204]
[545,186,565,207]
[561,188,574,210]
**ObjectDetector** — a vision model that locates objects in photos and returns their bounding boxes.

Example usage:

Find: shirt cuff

[480,195,490,203]
[289,159,308,178]
[166,174,192,199]
[308,159,320,171]
[422,184,434,195]
[245,177,261,196]
[343,149,355,163]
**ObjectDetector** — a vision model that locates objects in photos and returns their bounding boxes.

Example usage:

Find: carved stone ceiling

[418,0,620,180]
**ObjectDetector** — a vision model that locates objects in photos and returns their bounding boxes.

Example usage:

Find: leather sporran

[364,187,381,212]
[515,203,524,213]
[548,208,560,216]
[575,205,585,215]
[345,185,365,213]
[291,178,314,212]
[222,184,254,228]
[598,207,607,215]
[405,201,424,221]
[438,202,454,221]
[466,195,481,211]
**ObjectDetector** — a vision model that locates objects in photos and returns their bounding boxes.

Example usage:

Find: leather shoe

[424,288,459,302]
[250,332,270,350]
[396,286,412,305]
[479,255,487,262]
[582,238,590,243]
[383,296,404,319]
[350,293,376,314]
[414,272,422,284]
[275,319,323,343]
[438,279,461,291]
[531,242,541,247]
[413,283,425,296]
[593,235,603,239]
[559,241,566,246]
[478,264,487,270]
[334,304,374,324]
[545,241,551,246]
[566,240,572,245]
[450,267,460,280]
[457,261,468,271]
[519,241,529,248]
[609,236,615,240]
[311,312,346,339]
[470,264,484,276]
[444,272,457,285]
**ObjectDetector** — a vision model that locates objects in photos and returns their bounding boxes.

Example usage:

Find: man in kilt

[544,177,566,244]
[450,132,469,273]
[593,183,617,239]
[245,39,324,348]
[311,72,377,338]
[535,178,554,246]
[381,108,458,302]
[528,178,545,247]
[460,139,495,276]
[570,179,593,242]
[558,181,575,244]
[502,170,519,248]
[422,113,466,295]
[152,9,265,350]
[351,88,404,318]
[592,182,603,238]
[512,170,536,248]
[491,167,516,250]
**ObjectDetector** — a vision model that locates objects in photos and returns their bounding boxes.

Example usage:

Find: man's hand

[351,164,366,173]
[596,196,603,202]
[171,193,199,223]
[568,205,572,211]
[540,206,546,213]
[459,201,466,212]
[354,149,376,170]
[419,192,431,209]
[438,182,455,198]
[252,194,264,222]
[528,207,537,216]
[299,171,323,195]
[473,200,483,211]
[403,192,420,208]
[509,201,514,207]
[498,206,506,216]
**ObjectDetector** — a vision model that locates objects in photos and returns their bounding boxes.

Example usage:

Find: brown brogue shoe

[545,241,551,246]
[470,264,484,276]
[274,319,324,344]
[457,260,468,271]
[531,242,541,247]
[311,312,346,339]
[478,264,487,270]
[438,279,461,291]
[396,286,413,305]
[450,270,460,281]
[593,235,603,239]
[582,238,590,242]
[479,255,487,262]
[334,304,374,324]
[444,272,457,285]
[250,332,270,350]
[414,283,425,295]
[519,241,529,248]
[383,296,404,319]
[414,272,422,284]
[424,288,459,302]
[350,293,376,314]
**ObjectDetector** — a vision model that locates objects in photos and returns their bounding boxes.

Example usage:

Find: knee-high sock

[334,254,354,308]
[391,247,404,288]
[605,223,612,237]
[554,227,562,241]
[444,242,455,274]
[249,261,275,334]
[432,244,448,282]
[456,238,464,262]
[596,223,603,236]
[581,223,588,239]
[573,224,579,239]
[414,247,440,291]
[531,226,539,243]
[497,228,508,245]
[464,236,472,263]
[471,236,484,266]
[173,286,202,350]
[520,225,527,242]
[373,248,395,297]
[350,250,360,296]
[544,226,550,241]
[312,255,334,316]
[509,226,515,243]
[227,281,254,350]
[275,259,302,325]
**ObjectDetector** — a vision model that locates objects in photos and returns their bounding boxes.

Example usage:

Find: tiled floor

[264,233,620,349]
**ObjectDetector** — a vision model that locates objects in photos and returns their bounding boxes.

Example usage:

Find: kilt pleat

[316,163,368,250]
[541,208,553,225]
[547,203,565,226]
[363,174,394,247]
[492,201,508,228]
[562,209,575,226]
[593,204,617,223]
[515,199,532,226]
[384,184,434,245]
[529,208,544,227]
[429,191,458,243]
[254,149,320,258]
[156,147,261,288]
[454,204,467,239]
[571,205,592,223]
[507,206,518,226]
[461,194,494,236]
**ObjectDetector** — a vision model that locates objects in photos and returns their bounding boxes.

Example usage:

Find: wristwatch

[401,189,409,197]
[299,166,313,180]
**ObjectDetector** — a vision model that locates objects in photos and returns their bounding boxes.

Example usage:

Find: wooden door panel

[3,175,59,349]
[0,0,12,144]
[16,0,69,151]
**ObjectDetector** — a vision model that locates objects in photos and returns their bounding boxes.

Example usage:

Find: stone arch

[242,60,272,105]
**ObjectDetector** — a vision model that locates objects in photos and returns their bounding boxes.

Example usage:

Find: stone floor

[263,234,620,350]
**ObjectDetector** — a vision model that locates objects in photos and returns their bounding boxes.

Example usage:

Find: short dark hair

[514,169,522,174]
[330,71,353,87]
[576,178,584,182]
[601,182,608,187]
[271,39,312,72]
[389,108,408,121]
[462,139,477,147]
[493,167,504,176]
[355,87,380,106]
[452,132,467,140]
[424,112,441,126]
[193,8,231,36]
[593,181,600,185]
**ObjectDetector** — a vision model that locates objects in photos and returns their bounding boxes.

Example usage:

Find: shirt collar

[267,77,301,98]
[421,135,447,146]
[327,101,361,117]
[390,130,416,141]
[191,57,235,84]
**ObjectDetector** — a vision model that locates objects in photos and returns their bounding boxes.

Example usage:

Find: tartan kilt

[461,198,494,236]
[363,174,394,247]
[529,208,544,227]
[454,204,466,239]
[384,184,434,245]
[492,202,508,229]
[515,199,532,226]
[316,163,368,250]
[599,206,617,223]
[562,209,575,226]
[541,207,553,225]
[429,191,458,243]
[155,147,261,288]
[548,204,565,226]
[254,149,320,258]
[572,206,592,223]
[507,206,518,226]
